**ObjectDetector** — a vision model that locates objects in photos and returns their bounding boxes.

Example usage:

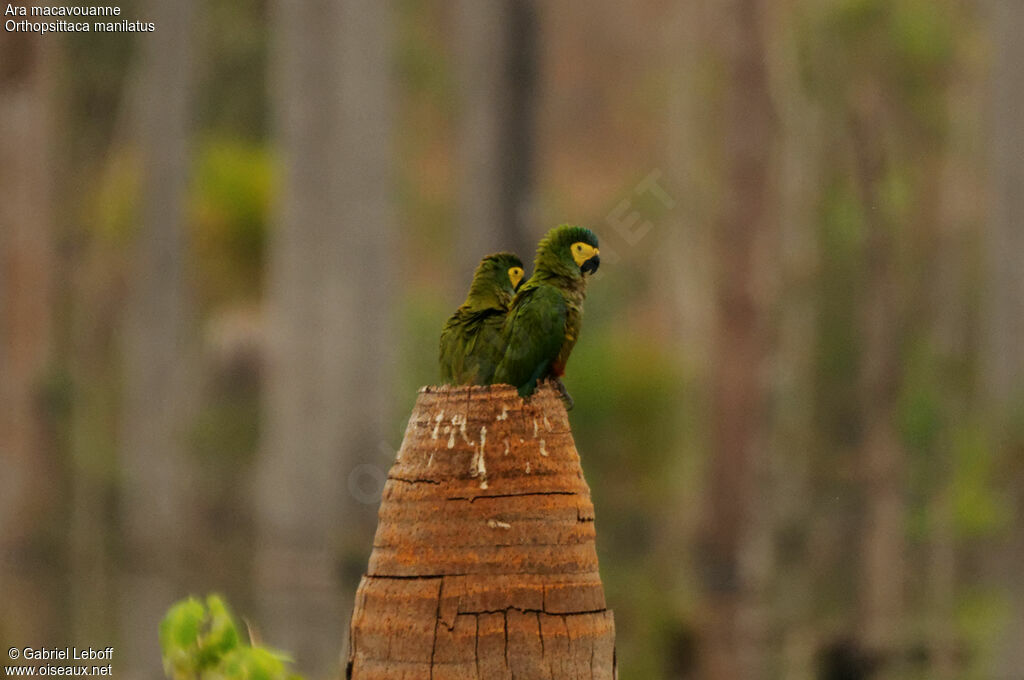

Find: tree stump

[346,384,616,679]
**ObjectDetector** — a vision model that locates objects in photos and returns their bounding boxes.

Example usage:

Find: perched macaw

[439,252,526,385]
[492,224,600,403]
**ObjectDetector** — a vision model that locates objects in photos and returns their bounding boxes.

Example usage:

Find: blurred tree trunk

[663,13,715,674]
[923,56,978,680]
[984,1,1024,411]
[764,1,823,675]
[697,1,777,678]
[258,0,396,676]
[454,0,537,283]
[665,2,715,375]
[0,11,59,644]
[119,0,196,676]
[849,86,906,678]
[663,11,717,677]
[68,246,121,644]
[987,1,1024,676]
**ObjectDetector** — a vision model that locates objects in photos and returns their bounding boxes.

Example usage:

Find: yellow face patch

[508,266,524,289]
[571,242,600,267]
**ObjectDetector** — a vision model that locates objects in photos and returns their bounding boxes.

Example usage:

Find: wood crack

[429,578,443,679]
[447,490,578,503]
[389,475,442,485]
[474,613,481,679]
[362,573,449,580]
[503,610,510,671]
[444,604,610,618]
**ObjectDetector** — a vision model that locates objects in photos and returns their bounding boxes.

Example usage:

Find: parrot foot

[554,378,575,411]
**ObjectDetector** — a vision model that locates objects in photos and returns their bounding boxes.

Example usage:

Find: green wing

[464,311,508,384]
[438,313,463,383]
[440,308,507,385]
[492,285,567,397]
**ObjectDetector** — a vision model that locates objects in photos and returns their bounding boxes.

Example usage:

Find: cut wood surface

[346,383,616,679]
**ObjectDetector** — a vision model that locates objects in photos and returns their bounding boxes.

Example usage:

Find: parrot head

[468,252,526,306]
[534,224,600,280]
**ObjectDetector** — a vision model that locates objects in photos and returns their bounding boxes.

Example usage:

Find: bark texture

[346,384,616,679]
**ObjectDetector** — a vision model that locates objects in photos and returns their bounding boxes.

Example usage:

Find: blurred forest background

[2,0,1023,679]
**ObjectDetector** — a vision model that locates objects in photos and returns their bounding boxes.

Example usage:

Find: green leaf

[160,595,303,680]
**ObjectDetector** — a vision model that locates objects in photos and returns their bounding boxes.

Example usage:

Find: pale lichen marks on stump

[431,410,444,440]
[448,413,472,453]
[469,425,489,489]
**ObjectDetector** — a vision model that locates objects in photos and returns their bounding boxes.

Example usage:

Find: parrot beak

[580,253,600,275]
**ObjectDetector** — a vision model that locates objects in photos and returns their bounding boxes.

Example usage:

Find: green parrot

[439,252,526,385]
[492,224,600,402]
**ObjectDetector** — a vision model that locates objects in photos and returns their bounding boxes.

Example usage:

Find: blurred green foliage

[191,140,276,307]
[92,149,141,243]
[955,588,1011,680]
[951,423,1010,536]
[160,595,302,680]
